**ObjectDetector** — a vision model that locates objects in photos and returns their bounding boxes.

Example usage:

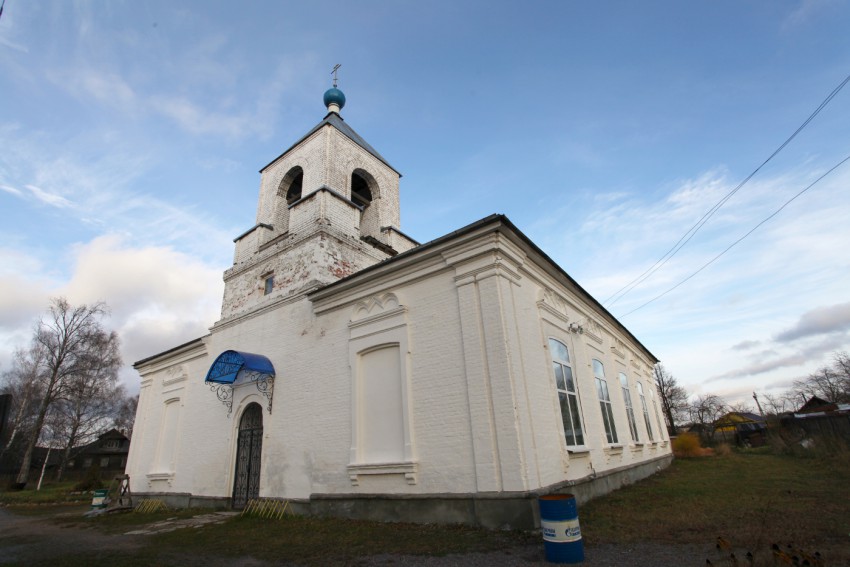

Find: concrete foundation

[131,454,672,530]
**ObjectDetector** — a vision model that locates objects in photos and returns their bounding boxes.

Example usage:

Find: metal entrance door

[232,403,263,509]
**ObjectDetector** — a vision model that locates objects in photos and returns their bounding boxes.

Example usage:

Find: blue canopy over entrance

[205,350,275,385]
[205,351,275,415]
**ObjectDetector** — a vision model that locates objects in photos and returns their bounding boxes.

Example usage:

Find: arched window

[351,171,373,208]
[636,381,654,441]
[619,372,639,442]
[593,359,618,444]
[281,166,304,205]
[549,338,584,447]
[648,384,665,439]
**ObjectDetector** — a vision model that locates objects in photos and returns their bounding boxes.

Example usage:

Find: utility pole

[752,391,765,419]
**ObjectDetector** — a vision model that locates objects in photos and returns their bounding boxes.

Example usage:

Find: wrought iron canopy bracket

[209,382,235,416]
[242,370,274,413]
[205,350,276,417]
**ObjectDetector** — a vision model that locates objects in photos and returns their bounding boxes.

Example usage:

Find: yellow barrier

[241,498,293,519]
[134,499,168,513]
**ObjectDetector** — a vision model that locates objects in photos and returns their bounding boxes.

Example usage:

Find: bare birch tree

[13,298,115,488]
[51,329,122,481]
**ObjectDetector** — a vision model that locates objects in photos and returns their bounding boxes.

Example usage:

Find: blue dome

[323,87,346,110]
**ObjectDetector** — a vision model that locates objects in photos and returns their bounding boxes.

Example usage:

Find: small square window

[101,457,110,468]
[263,275,274,295]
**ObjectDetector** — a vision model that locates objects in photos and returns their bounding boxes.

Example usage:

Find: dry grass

[0,481,89,505]
[580,448,850,564]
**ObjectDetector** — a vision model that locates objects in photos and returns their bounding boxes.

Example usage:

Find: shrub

[75,463,104,491]
[714,442,732,457]
[672,432,702,457]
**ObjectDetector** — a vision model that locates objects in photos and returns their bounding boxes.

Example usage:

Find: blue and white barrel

[539,493,584,563]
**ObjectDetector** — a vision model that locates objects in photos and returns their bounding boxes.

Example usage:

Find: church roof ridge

[309,214,658,365]
[259,112,399,176]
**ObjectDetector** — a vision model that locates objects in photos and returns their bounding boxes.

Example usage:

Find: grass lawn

[0,481,90,506]
[2,449,848,565]
[580,449,850,563]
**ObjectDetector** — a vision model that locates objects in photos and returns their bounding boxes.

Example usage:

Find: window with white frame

[619,372,639,442]
[636,381,654,441]
[549,338,584,447]
[648,383,665,439]
[593,359,618,444]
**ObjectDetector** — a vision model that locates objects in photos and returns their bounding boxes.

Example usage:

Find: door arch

[232,402,263,508]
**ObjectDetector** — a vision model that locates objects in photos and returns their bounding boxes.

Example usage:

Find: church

[127,83,672,529]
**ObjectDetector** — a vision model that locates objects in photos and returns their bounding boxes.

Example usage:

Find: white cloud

[24,184,75,208]
[531,163,850,409]
[0,125,235,261]
[0,234,223,388]
[65,236,223,384]
[76,69,137,108]
[1,184,22,196]
[783,0,837,29]
[148,94,263,139]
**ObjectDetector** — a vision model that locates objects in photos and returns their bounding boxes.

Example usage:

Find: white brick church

[127,85,672,528]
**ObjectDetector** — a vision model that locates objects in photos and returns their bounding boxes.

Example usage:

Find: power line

[618,152,850,319]
[603,73,850,308]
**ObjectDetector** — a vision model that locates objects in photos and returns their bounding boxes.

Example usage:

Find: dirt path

[0,506,144,564]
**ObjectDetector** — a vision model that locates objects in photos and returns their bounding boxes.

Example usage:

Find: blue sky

[1,0,849,409]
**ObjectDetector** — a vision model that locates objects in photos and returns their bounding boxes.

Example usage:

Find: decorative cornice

[583,318,603,344]
[162,364,188,386]
[611,339,626,360]
[351,292,401,322]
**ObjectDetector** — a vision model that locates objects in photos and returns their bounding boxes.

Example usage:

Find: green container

[91,489,109,509]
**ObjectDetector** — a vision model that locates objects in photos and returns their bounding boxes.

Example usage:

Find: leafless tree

[51,330,122,481]
[653,364,688,435]
[790,351,850,405]
[727,400,755,414]
[0,347,45,465]
[761,392,795,416]
[13,298,116,488]
[113,392,139,440]
[689,394,727,444]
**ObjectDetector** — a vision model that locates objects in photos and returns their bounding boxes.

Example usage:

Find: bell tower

[218,80,418,321]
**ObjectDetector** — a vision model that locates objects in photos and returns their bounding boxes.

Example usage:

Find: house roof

[798,395,834,413]
[715,412,764,426]
[260,112,399,175]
